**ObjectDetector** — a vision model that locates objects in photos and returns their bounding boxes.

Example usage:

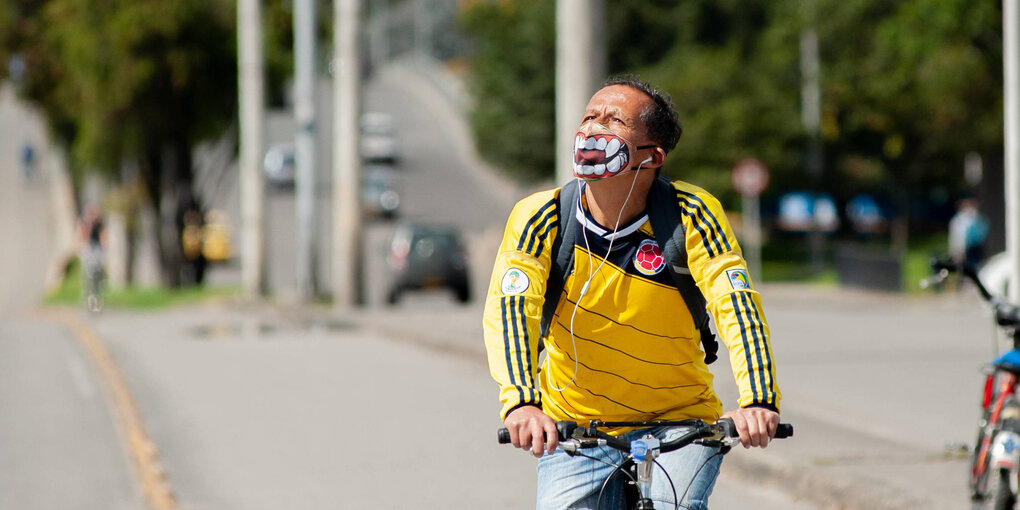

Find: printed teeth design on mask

[573,134,628,177]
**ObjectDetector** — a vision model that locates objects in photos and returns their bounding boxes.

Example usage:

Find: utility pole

[238,0,266,296]
[556,0,606,185]
[295,0,320,300]
[1005,0,1020,301]
[333,0,363,308]
[800,26,825,274]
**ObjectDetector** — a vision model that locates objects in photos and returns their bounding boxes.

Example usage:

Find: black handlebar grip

[717,418,738,437]
[498,421,578,444]
[774,423,793,439]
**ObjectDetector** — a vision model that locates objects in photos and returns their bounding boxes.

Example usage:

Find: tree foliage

[460,0,556,182]
[459,0,1003,210]
[0,0,295,286]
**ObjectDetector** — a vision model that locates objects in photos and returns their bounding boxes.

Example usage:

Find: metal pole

[333,0,363,308]
[556,0,605,185]
[800,26,825,274]
[1005,0,1020,301]
[295,0,320,300]
[238,0,266,296]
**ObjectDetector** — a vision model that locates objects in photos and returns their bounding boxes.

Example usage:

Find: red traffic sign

[732,158,769,197]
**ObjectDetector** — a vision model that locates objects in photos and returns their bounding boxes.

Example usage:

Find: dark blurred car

[386,223,470,304]
[362,164,400,219]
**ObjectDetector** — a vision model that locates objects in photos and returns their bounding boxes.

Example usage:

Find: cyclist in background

[78,204,106,309]
[483,76,781,510]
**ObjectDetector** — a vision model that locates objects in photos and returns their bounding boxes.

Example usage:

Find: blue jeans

[536,426,722,510]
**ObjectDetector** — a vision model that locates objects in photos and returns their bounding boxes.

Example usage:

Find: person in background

[948,197,989,269]
[20,142,35,181]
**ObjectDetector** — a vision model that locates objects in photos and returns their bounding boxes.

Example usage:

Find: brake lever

[919,268,950,289]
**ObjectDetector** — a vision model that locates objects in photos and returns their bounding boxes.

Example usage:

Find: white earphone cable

[548,158,647,393]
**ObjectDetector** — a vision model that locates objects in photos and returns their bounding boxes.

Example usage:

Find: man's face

[573,85,657,179]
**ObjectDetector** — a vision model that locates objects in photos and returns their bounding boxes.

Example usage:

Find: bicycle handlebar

[497,418,793,452]
[926,257,1020,328]
[927,257,994,302]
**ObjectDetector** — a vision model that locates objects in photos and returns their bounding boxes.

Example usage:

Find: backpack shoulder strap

[647,176,719,364]
[539,180,580,339]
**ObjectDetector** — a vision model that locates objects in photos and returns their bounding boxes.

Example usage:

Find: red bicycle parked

[926,259,1020,510]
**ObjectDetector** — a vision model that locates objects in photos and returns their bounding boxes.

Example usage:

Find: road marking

[64,355,97,399]
[59,311,178,510]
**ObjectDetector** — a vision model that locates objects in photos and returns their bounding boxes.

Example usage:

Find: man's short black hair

[601,74,682,154]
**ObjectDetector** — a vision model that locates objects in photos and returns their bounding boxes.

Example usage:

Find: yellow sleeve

[675,183,782,412]
[482,190,559,421]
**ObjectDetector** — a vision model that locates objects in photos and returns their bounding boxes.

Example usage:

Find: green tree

[1,0,298,287]
[459,0,1004,215]
[460,0,556,182]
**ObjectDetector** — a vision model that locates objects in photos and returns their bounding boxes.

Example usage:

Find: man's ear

[649,146,667,168]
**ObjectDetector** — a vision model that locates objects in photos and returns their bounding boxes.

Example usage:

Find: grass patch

[901,233,949,293]
[759,236,838,285]
[44,259,239,309]
[758,233,948,292]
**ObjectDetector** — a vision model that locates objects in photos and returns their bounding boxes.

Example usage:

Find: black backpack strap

[539,180,581,339]
[647,176,719,364]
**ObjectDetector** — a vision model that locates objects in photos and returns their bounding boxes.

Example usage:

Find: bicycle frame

[975,371,1019,489]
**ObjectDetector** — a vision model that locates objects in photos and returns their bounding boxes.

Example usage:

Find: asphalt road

[0,85,145,509]
[0,65,826,509]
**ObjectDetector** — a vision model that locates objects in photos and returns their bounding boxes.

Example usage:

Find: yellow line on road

[59,311,178,510]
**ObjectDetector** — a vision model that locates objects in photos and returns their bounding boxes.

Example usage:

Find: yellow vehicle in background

[181,209,232,264]
[201,209,232,263]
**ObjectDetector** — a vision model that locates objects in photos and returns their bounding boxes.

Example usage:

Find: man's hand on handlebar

[722,407,780,449]
[504,405,559,458]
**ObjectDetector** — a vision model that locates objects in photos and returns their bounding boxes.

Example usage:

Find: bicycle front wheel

[984,468,1017,510]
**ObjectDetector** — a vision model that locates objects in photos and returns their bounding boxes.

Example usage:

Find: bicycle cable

[676,449,725,510]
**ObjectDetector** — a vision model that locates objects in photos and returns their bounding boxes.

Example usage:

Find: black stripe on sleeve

[729,293,761,403]
[501,297,525,404]
[741,292,776,406]
[677,191,733,255]
[738,292,769,405]
[517,199,557,254]
[515,295,538,403]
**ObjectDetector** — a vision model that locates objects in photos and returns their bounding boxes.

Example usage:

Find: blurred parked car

[262,145,400,217]
[386,223,470,304]
[263,142,296,187]
[362,164,400,219]
[360,112,399,164]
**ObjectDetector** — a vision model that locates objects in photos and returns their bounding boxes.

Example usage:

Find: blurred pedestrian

[20,142,35,181]
[78,204,107,311]
[948,197,989,269]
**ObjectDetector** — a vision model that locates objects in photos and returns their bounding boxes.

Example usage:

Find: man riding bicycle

[483,76,781,510]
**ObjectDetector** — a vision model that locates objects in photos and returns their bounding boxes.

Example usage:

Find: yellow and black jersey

[483,180,781,429]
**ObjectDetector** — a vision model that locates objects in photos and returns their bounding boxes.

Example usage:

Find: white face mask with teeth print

[572,121,656,181]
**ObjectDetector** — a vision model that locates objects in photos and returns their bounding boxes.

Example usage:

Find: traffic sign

[732,158,769,197]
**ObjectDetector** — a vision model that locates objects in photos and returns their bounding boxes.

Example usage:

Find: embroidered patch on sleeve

[501,267,530,295]
[726,268,751,290]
